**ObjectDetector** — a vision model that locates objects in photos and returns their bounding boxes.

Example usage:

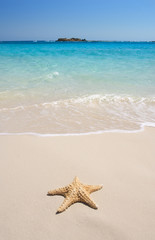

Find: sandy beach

[0,127,155,240]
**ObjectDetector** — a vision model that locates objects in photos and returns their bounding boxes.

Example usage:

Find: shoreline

[0,93,154,134]
[0,127,155,240]
[0,124,155,137]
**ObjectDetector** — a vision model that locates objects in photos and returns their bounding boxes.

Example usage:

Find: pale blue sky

[0,0,155,41]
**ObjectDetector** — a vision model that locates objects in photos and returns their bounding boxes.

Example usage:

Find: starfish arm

[79,189,98,209]
[57,197,75,213]
[73,176,80,184]
[48,186,68,196]
[84,184,103,194]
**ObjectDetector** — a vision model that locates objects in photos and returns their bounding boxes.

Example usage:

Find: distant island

[56,38,87,42]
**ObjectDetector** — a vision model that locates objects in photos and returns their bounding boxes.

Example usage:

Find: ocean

[0,41,155,135]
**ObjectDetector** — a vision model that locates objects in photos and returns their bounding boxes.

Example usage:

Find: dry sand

[0,127,155,240]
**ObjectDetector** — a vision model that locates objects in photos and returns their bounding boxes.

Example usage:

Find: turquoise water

[0,42,155,134]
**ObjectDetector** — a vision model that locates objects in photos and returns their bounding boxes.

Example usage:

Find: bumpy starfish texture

[48,176,103,213]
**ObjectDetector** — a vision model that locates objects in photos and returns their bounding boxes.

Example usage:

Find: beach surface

[0,127,155,240]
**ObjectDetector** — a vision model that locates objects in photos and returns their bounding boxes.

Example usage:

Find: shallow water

[0,42,155,134]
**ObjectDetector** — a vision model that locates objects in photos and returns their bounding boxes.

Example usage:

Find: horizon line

[0,40,155,43]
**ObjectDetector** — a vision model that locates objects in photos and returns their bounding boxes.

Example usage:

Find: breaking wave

[0,94,155,111]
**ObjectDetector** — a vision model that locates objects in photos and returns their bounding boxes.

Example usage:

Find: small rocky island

[56,38,87,42]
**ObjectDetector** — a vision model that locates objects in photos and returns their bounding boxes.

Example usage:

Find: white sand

[0,127,155,240]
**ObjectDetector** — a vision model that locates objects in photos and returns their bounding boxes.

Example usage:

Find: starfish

[47,176,103,213]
